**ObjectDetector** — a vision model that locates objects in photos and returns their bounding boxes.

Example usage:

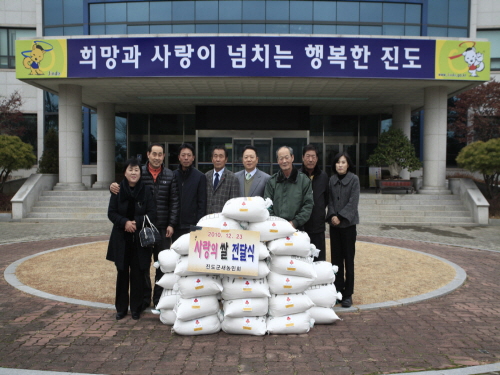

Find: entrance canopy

[16,35,490,115]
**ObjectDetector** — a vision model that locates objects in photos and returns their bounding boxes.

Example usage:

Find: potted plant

[367,127,422,192]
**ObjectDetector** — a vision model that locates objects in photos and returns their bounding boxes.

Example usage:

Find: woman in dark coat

[107,158,157,320]
[326,152,360,308]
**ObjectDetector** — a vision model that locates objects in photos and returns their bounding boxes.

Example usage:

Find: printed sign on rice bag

[188,226,260,277]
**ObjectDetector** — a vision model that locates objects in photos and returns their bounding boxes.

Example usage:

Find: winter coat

[300,164,329,234]
[141,162,179,229]
[174,165,207,230]
[264,167,313,229]
[106,179,157,271]
[326,171,360,228]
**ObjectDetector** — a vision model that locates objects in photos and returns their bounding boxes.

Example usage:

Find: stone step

[42,190,110,196]
[359,204,468,212]
[360,193,458,200]
[26,212,108,220]
[33,201,109,207]
[360,210,471,217]
[38,196,110,202]
[31,206,107,213]
[361,216,475,224]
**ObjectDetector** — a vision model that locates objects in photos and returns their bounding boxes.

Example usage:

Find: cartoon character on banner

[449,41,485,78]
[22,41,54,75]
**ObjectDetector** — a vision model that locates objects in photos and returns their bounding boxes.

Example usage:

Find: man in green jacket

[264,146,313,229]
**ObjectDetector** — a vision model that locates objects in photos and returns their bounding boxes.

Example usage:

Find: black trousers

[329,225,357,298]
[308,231,326,262]
[116,239,145,314]
[144,227,171,308]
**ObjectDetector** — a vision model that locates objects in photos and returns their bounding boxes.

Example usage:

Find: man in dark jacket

[300,144,329,261]
[173,143,207,242]
[110,143,179,310]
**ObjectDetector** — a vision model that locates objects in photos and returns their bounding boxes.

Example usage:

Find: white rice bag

[267,231,312,257]
[159,309,176,325]
[175,275,223,298]
[247,216,296,242]
[156,272,179,290]
[172,312,222,336]
[258,242,270,260]
[156,289,180,310]
[222,297,269,318]
[267,272,314,294]
[232,261,270,279]
[171,233,191,255]
[221,316,267,336]
[268,293,315,317]
[222,196,272,223]
[308,307,341,324]
[174,256,206,277]
[269,255,317,279]
[311,261,336,285]
[174,295,220,321]
[196,213,242,231]
[304,283,342,308]
[157,249,181,273]
[221,277,271,300]
[266,311,315,335]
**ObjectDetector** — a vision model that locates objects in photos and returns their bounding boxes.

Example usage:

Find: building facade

[2,0,500,189]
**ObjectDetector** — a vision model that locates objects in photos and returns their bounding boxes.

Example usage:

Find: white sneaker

[151,308,160,315]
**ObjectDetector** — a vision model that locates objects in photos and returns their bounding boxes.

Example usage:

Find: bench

[376,179,415,194]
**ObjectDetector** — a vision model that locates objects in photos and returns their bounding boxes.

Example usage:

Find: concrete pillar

[93,103,116,189]
[420,86,451,195]
[54,84,86,191]
[392,104,412,180]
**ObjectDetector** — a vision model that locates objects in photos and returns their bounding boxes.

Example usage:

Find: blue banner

[67,36,435,79]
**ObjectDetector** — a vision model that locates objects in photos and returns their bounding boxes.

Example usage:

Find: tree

[0,135,37,193]
[448,80,500,143]
[456,138,500,199]
[0,91,25,137]
[37,128,59,174]
[367,127,422,178]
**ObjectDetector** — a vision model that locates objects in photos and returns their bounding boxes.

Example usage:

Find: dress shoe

[341,297,352,308]
[115,311,127,320]
[132,312,141,320]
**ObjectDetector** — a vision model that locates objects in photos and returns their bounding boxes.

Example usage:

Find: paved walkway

[1,221,499,375]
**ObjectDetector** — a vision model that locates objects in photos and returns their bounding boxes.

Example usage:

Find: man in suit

[206,145,240,214]
[234,145,271,198]
[173,143,207,242]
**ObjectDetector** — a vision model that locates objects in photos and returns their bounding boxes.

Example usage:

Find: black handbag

[139,215,161,248]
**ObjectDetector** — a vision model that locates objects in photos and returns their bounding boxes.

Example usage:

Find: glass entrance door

[324,143,358,176]
[197,130,308,174]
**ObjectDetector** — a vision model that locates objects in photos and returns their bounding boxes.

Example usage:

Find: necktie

[214,172,219,189]
[246,173,252,180]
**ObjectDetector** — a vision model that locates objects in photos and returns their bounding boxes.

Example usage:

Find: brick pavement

[0,222,500,375]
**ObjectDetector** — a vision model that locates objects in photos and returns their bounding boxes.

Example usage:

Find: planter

[375,179,415,194]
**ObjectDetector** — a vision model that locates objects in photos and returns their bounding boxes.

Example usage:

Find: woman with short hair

[326,152,360,308]
[106,158,157,320]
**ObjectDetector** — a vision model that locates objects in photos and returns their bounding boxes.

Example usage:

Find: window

[477,30,500,70]
[0,28,36,69]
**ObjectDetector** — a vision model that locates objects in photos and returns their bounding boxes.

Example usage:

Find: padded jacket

[300,164,329,234]
[106,179,156,271]
[141,162,179,229]
[264,167,313,229]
